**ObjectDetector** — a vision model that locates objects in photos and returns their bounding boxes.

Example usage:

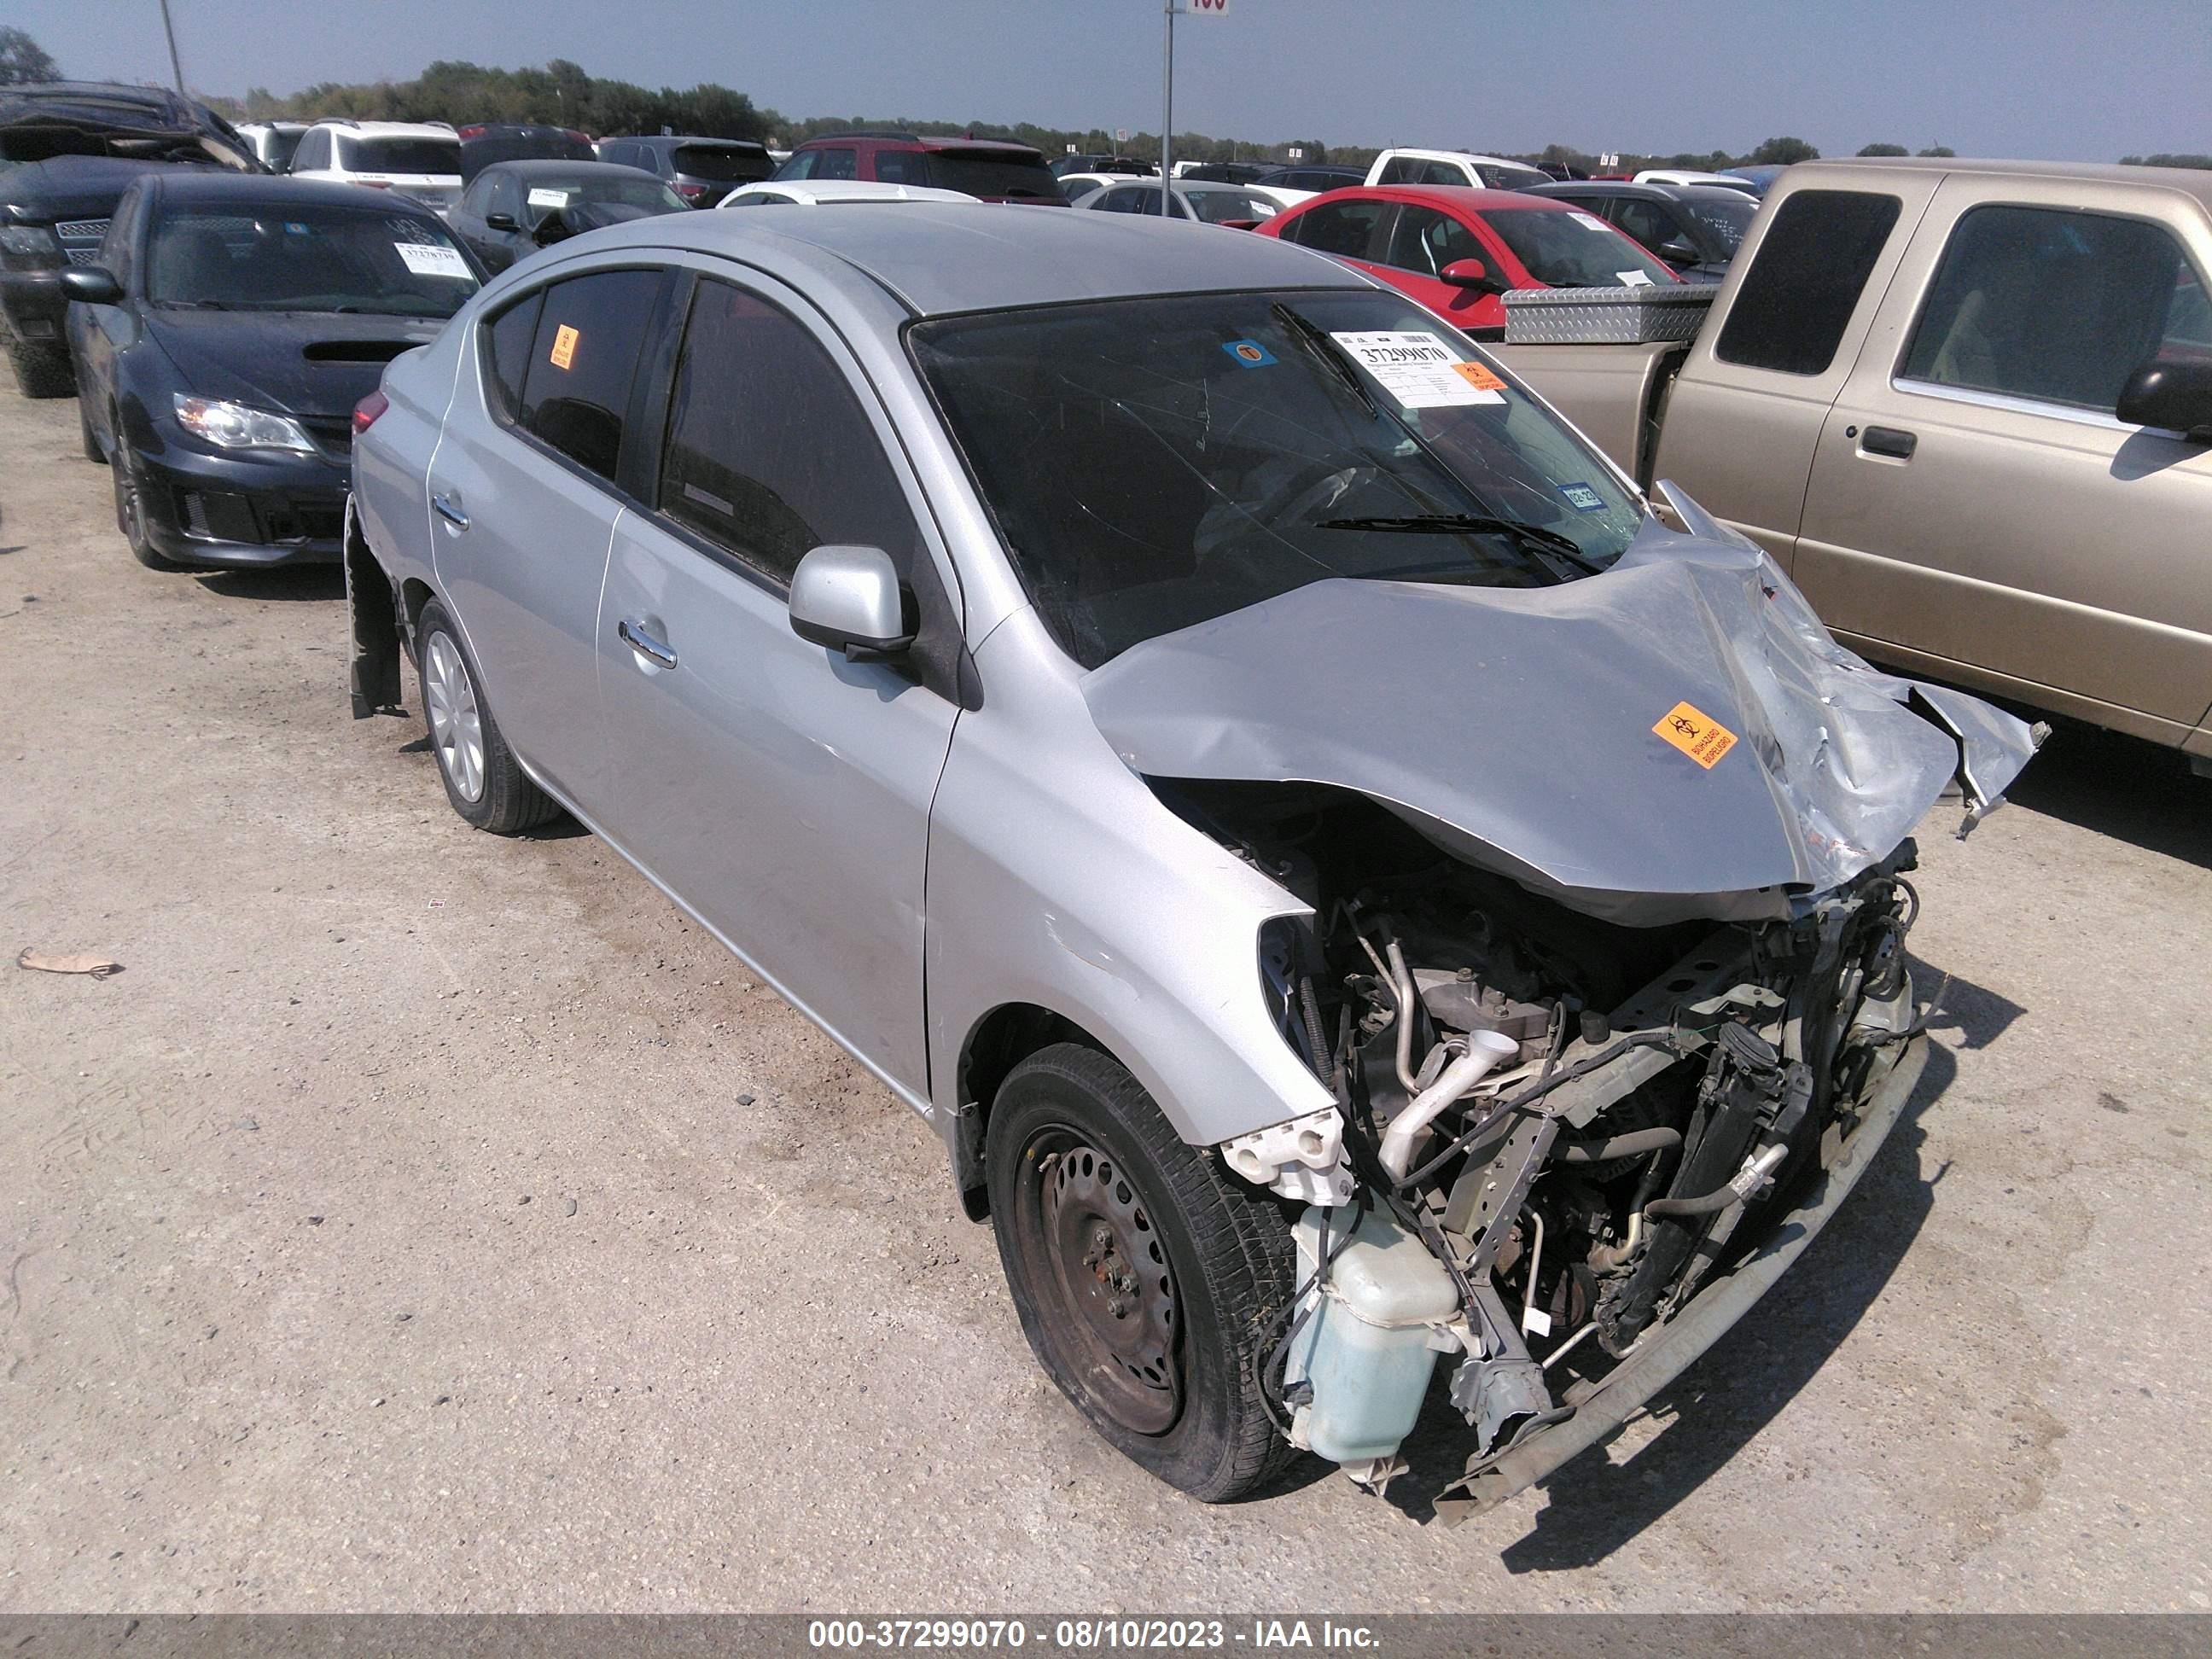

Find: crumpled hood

[1081,515,2040,926]
[146,310,442,421]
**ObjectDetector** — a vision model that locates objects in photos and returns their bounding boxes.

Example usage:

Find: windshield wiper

[1270,301,1380,418]
[1318,513,1607,576]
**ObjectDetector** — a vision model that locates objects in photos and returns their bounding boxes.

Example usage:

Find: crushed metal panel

[1081,512,2040,927]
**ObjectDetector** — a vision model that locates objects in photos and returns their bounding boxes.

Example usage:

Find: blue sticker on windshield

[1221,339,1276,367]
[1558,481,1606,512]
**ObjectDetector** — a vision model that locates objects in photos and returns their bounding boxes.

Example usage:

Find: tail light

[676,182,707,201]
[564,129,591,144]
[457,125,486,139]
[352,391,388,434]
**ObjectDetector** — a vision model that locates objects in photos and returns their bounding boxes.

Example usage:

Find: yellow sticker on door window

[549,323,579,371]
[1453,360,1507,393]
[1653,701,1738,769]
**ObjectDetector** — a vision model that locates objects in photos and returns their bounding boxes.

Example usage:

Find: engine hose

[1556,1126,1683,1164]
[1643,1143,1787,1220]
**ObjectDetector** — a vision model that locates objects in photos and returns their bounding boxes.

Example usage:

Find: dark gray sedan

[1524,180,1760,280]
[447,159,685,273]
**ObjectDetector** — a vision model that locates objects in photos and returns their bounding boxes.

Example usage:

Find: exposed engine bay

[1169,779,1924,1506]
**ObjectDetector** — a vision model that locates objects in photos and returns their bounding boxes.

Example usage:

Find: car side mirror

[2116,353,2212,442]
[59,265,122,305]
[1656,239,1700,266]
[484,212,519,232]
[1440,258,1499,293]
[789,544,916,660]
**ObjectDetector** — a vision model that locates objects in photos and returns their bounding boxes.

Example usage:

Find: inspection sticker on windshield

[1330,331,1504,406]
[1221,338,1276,367]
[394,242,470,280]
[527,188,574,210]
[549,323,579,371]
[1653,701,1738,769]
[1557,481,1606,512]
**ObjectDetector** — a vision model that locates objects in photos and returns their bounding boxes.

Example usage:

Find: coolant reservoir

[1283,1204,1462,1466]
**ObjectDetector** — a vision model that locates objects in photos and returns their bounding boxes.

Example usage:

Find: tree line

[6,32,2206,173]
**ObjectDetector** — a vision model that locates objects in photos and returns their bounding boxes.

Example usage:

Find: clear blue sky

[14,0,2209,160]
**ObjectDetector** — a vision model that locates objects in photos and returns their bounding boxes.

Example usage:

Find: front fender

[924,614,1335,1150]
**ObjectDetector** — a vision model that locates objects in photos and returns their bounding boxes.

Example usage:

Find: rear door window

[1284,198,1387,259]
[656,279,923,586]
[515,269,662,480]
[1899,204,2201,412]
[811,146,859,181]
[1382,204,1486,277]
[1715,189,1902,375]
[482,290,543,422]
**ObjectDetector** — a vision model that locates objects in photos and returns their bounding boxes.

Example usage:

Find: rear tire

[986,1042,1301,1502]
[415,599,561,834]
[5,336,74,399]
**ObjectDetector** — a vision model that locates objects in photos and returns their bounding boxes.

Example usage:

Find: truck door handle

[1860,426,1917,460]
[432,492,469,530]
[617,618,678,670]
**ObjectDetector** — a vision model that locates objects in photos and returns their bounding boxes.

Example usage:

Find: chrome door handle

[432,492,469,530]
[617,617,678,669]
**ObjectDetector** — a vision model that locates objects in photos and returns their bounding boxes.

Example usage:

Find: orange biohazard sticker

[549,323,579,371]
[1452,360,1507,393]
[1652,701,1738,769]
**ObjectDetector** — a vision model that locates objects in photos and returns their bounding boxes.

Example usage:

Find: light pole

[157,0,187,96]
[1160,2,1176,215]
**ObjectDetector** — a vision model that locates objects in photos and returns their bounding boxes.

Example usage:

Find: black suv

[592,136,775,207]
[0,81,258,397]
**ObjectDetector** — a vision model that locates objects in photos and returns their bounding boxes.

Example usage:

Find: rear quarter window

[1715,189,1902,375]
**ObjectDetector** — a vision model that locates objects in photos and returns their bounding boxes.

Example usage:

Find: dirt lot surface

[3,377,2210,1615]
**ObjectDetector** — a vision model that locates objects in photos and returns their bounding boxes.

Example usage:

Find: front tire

[111,447,183,571]
[987,1043,1301,1502]
[415,599,560,834]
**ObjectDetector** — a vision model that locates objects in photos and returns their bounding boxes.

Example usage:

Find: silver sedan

[345,205,2035,1513]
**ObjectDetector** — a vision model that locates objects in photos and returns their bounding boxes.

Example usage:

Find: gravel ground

[3,376,2209,1615]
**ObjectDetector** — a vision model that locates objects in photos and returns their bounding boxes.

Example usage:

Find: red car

[775,132,1066,204]
[1254,185,1680,336]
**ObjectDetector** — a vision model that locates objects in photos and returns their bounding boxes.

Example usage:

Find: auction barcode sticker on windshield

[395,242,471,280]
[527,188,573,210]
[1329,331,1505,407]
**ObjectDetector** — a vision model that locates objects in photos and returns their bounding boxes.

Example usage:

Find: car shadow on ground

[1373,966,2017,1554]
[2001,721,2210,868]
[194,566,345,602]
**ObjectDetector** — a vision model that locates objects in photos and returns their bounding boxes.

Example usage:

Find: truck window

[1899,204,2203,413]
[1714,189,1901,375]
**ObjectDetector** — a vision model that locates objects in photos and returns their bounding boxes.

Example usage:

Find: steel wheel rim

[1017,1126,1182,1435]
[422,632,486,803]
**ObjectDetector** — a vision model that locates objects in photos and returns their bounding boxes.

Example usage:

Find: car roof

[575,201,1371,316]
[137,171,448,214]
[1530,179,1744,204]
[723,180,971,205]
[1379,148,1542,169]
[310,119,457,139]
[484,159,658,179]
[1323,183,1576,212]
[1796,154,2212,212]
[800,134,1041,156]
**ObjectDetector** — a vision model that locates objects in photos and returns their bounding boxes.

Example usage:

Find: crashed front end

[1085,503,2040,1512]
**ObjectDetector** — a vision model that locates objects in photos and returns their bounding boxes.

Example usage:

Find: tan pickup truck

[1493,158,2212,760]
